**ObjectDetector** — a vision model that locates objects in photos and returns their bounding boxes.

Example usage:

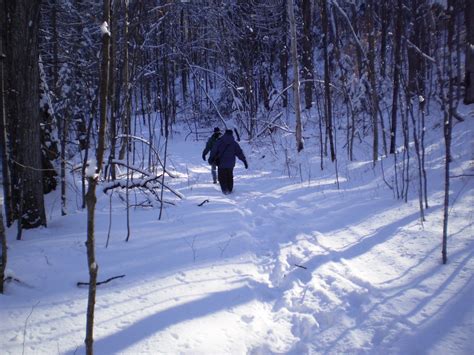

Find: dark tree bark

[106,0,118,181]
[301,0,314,109]
[367,0,379,164]
[390,0,403,154]
[380,2,390,78]
[1,0,46,229]
[442,0,456,265]
[0,15,13,227]
[0,204,6,294]
[465,0,474,104]
[279,9,289,109]
[321,0,335,161]
[288,0,303,152]
[407,0,428,97]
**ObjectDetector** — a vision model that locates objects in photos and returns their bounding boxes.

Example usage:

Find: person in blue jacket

[209,129,248,194]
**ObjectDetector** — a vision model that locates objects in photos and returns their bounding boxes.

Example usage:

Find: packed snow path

[1,132,473,354]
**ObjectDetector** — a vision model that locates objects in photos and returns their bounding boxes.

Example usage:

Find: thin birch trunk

[85,1,110,353]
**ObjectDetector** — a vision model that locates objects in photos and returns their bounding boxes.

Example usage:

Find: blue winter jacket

[209,130,247,169]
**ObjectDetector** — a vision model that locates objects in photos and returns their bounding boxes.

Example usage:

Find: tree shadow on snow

[68,284,258,354]
[317,241,474,354]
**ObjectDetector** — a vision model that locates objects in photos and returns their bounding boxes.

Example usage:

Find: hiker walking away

[209,129,248,195]
[202,127,221,183]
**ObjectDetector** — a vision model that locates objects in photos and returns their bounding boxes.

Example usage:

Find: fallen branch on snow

[198,199,210,207]
[294,264,307,270]
[77,274,125,287]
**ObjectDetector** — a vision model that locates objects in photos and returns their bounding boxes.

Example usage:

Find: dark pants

[211,163,217,183]
[218,168,234,194]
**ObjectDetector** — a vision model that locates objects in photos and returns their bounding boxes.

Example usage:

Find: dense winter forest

[1,0,473,354]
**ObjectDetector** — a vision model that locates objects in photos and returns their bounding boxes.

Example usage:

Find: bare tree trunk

[302,0,313,110]
[367,0,379,165]
[402,95,410,202]
[158,131,169,221]
[0,204,6,294]
[279,7,288,109]
[288,0,303,152]
[118,3,131,161]
[81,115,94,209]
[421,102,429,209]
[106,0,118,181]
[380,2,389,78]
[61,113,68,216]
[123,0,131,243]
[442,0,456,265]
[321,0,335,161]
[390,0,403,154]
[85,1,110,353]
[349,3,363,77]
[52,0,59,98]
[409,100,425,222]
[2,0,46,229]
[0,30,13,227]
[465,0,474,104]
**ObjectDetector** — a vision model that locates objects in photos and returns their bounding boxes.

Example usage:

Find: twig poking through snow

[23,301,40,355]
[218,233,235,257]
[185,236,198,262]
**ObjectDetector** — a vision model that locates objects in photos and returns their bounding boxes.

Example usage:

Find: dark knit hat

[213,127,220,133]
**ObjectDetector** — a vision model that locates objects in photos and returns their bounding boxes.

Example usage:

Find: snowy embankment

[1,116,473,354]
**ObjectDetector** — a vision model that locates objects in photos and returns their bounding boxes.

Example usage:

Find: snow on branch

[103,160,184,201]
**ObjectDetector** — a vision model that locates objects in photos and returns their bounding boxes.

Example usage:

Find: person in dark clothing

[209,129,248,194]
[202,127,221,183]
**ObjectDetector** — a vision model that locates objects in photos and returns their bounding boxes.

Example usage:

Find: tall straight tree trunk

[0,204,6,294]
[302,0,314,110]
[279,9,288,109]
[390,0,403,154]
[106,0,118,181]
[2,0,46,229]
[52,0,59,98]
[118,4,131,161]
[61,113,68,216]
[465,0,474,104]
[85,1,110,353]
[288,0,303,152]
[0,27,13,227]
[442,0,455,265]
[380,2,389,78]
[321,0,336,161]
[124,0,131,243]
[367,0,379,164]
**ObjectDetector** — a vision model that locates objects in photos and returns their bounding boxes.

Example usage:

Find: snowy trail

[165,139,474,354]
[1,132,473,354]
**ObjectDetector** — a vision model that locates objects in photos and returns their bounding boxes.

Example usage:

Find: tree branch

[77,274,125,287]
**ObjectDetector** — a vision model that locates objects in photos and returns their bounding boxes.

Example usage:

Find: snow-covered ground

[1,114,473,354]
